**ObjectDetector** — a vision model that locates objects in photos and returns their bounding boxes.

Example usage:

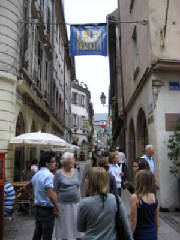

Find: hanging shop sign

[169,82,180,91]
[83,120,89,129]
[70,24,107,56]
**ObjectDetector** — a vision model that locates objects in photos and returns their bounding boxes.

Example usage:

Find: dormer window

[72,92,78,104]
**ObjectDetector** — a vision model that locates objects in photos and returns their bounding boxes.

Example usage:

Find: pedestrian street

[4,160,180,240]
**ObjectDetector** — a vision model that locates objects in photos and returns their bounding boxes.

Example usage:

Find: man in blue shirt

[25,151,59,240]
[4,180,15,215]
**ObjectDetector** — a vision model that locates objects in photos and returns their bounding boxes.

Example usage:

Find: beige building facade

[108,0,180,209]
[0,0,74,181]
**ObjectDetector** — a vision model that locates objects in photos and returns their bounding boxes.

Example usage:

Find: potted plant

[167,119,180,209]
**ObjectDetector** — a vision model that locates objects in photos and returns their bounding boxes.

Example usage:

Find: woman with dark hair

[133,158,150,174]
[124,157,150,194]
[77,167,133,240]
[130,170,159,240]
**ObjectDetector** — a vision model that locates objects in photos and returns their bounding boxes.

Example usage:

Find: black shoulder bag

[115,195,127,240]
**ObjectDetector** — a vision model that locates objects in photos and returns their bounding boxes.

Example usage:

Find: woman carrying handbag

[77,167,133,240]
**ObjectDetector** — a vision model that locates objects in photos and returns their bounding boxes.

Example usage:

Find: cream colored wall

[119,0,180,108]
[0,72,17,180]
[126,77,155,160]
[118,0,180,209]
[126,70,180,209]
[149,0,180,60]
[0,75,65,181]
[153,71,180,208]
[119,0,151,107]
[0,0,70,182]
[0,0,23,75]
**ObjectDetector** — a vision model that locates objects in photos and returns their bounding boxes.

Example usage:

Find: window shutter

[77,116,79,129]
[71,115,74,128]
[78,94,81,105]
[79,116,83,129]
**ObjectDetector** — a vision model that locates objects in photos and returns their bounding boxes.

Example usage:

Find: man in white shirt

[115,147,128,190]
[141,145,155,174]
[115,147,127,164]
[141,145,160,192]
[31,158,39,175]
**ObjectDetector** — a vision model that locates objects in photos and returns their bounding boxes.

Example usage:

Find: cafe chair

[4,198,18,231]
[16,188,33,215]
[18,199,33,215]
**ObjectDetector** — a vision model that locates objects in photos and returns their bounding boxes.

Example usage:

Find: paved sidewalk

[4,163,179,240]
[4,160,92,240]
[159,211,179,233]
[121,189,180,240]
[78,160,91,198]
[5,190,179,240]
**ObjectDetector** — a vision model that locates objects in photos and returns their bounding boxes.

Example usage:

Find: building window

[47,7,51,38]
[37,41,42,89]
[40,0,44,12]
[80,95,85,107]
[80,116,86,129]
[130,0,135,13]
[72,92,78,104]
[45,61,48,84]
[73,114,78,128]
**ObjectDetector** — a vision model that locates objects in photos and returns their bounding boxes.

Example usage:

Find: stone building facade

[108,0,180,209]
[0,0,74,180]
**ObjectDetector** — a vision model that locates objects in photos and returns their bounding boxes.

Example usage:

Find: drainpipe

[117,0,126,152]
[117,0,125,116]
[162,0,170,47]
[50,0,56,107]
[63,45,66,132]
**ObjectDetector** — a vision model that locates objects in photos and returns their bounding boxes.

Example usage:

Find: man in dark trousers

[115,147,128,189]
[91,148,101,167]
[25,151,59,240]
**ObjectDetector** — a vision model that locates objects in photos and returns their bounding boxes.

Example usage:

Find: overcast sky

[64,0,117,114]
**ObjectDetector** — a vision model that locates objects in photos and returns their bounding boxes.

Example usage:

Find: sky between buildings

[64,0,117,113]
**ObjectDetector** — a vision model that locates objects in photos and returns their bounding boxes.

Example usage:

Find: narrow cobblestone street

[4,167,180,240]
[0,0,180,240]
[4,194,180,240]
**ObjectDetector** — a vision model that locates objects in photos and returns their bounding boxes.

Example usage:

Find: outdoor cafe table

[12,182,32,213]
[12,181,27,189]
[12,181,28,198]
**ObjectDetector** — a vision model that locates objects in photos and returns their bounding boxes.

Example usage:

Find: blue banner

[70,24,107,56]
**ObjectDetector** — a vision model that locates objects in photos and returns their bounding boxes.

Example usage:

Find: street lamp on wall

[100,92,106,105]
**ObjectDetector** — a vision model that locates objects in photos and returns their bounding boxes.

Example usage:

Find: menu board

[0,161,2,180]
[0,186,2,240]
[0,152,5,240]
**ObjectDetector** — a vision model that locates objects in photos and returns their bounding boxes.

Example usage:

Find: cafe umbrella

[9,131,68,148]
[51,144,80,152]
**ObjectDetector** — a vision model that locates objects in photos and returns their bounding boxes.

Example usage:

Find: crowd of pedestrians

[4,143,159,240]
[87,145,159,240]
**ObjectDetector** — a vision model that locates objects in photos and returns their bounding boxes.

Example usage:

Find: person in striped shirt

[4,181,16,215]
